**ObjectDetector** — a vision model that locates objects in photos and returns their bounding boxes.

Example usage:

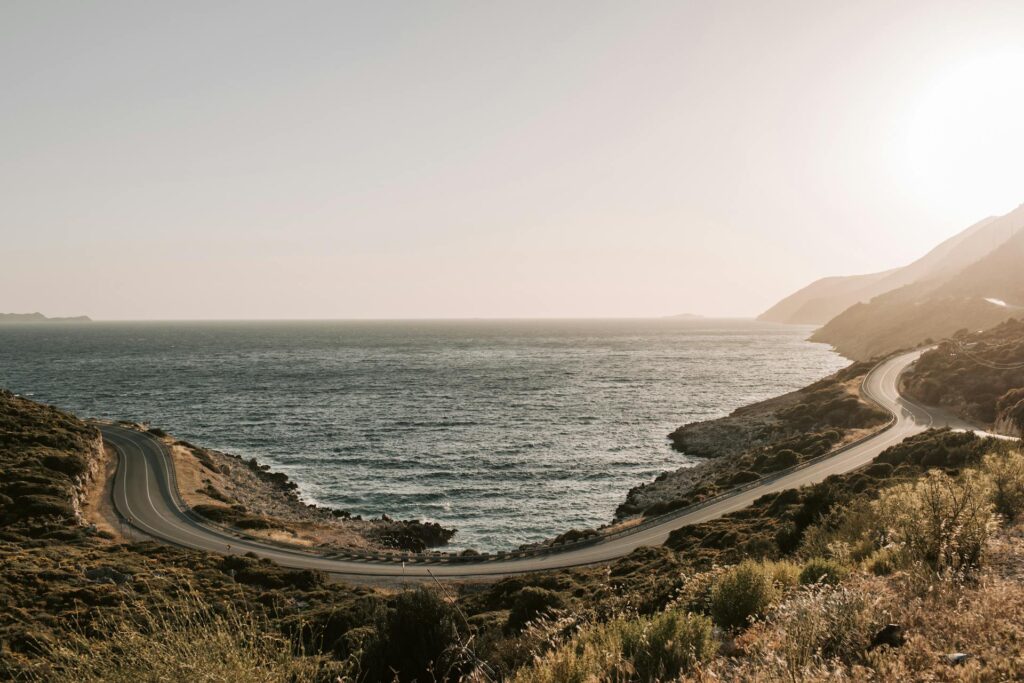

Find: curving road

[101,349,956,579]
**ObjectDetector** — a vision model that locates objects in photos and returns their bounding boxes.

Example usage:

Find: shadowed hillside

[812,226,1024,359]
[903,319,1024,435]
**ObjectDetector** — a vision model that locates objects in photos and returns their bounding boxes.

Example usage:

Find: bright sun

[904,48,1024,213]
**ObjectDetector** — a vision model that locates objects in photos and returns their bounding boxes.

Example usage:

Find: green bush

[864,548,899,576]
[710,561,779,630]
[763,559,801,589]
[799,557,850,586]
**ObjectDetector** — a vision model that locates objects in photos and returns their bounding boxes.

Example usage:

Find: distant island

[0,312,91,324]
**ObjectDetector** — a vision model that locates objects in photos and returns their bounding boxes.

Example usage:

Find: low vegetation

[5,384,1024,681]
[903,318,1024,431]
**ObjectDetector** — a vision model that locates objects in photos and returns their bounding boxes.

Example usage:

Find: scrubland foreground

[3,379,1024,681]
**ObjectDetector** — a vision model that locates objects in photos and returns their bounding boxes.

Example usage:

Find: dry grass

[509,609,715,683]
[25,586,346,683]
[693,523,1024,682]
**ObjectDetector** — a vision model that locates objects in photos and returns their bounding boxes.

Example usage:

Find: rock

[870,624,906,649]
[944,652,970,666]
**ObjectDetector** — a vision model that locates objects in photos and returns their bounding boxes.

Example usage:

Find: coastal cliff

[0,390,104,534]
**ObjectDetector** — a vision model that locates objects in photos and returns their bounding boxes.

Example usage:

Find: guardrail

[138,354,901,566]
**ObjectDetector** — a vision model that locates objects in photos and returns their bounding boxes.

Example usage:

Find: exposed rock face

[995,388,1024,438]
[0,389,105,534]
[69,432,105,526]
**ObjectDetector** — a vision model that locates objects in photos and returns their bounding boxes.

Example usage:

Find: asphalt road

[102,348,959,579]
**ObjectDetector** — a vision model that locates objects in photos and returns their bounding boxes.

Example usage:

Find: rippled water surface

[0,319,845,550]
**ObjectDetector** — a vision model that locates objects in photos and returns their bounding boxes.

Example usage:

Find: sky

[3,1,1024,320]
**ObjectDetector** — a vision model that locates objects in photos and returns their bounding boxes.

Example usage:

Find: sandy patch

[81,443,126,540]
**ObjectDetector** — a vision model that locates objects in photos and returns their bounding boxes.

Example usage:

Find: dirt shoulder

[80,443,126,540]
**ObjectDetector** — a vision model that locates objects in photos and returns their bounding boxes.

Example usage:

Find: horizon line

[17,314,774,324]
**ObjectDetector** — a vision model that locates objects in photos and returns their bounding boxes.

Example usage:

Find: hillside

[757,270,896,325]
[760,206,1024,325]
[6,386,1024,679]
[812,226,1024,359]
[903,318,1024,436]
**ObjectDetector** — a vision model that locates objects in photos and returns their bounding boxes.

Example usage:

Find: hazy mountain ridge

[760,204,1024,359]
[812,222,1024,359]
[760,207,1024,326]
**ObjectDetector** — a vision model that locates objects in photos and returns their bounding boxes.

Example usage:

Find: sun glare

[904,48,1024,214]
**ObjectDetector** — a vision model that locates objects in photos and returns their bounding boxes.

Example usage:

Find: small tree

[874,469,995,573]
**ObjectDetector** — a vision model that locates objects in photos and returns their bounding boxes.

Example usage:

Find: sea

[0,318,845,551]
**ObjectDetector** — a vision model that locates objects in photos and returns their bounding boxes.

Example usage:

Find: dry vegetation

[5,381,1024,681]
[904,318,1024,435]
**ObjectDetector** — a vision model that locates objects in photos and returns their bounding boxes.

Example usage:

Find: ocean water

[0,319,845,551]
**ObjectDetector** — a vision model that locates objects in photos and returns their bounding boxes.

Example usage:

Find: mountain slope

[759,208,1024,325]
[757,271,895,325]
[811,226,1024,359]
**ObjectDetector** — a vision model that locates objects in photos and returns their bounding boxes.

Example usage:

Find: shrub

[29,590,333,682]
[710,561,779,630]
[864,548,899,576]
[799,557,850,586]
[510,610,714,683]
[874,469,995,573]
[620,610,715,681]
[361,587,469,682]
[506,587,566,633]
[982,450,1024,521]
[753,584,880,673]
[763,559,801,589]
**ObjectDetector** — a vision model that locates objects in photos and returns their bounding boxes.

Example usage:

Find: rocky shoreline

[615,361,888,520]
[124,424,456,553]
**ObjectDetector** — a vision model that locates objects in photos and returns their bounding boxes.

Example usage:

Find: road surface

[101,349,965,579]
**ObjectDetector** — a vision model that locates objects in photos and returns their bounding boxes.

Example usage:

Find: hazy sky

[4,1,1024,320]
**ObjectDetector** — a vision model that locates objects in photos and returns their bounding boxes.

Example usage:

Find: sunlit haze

[4,1,1024,320]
